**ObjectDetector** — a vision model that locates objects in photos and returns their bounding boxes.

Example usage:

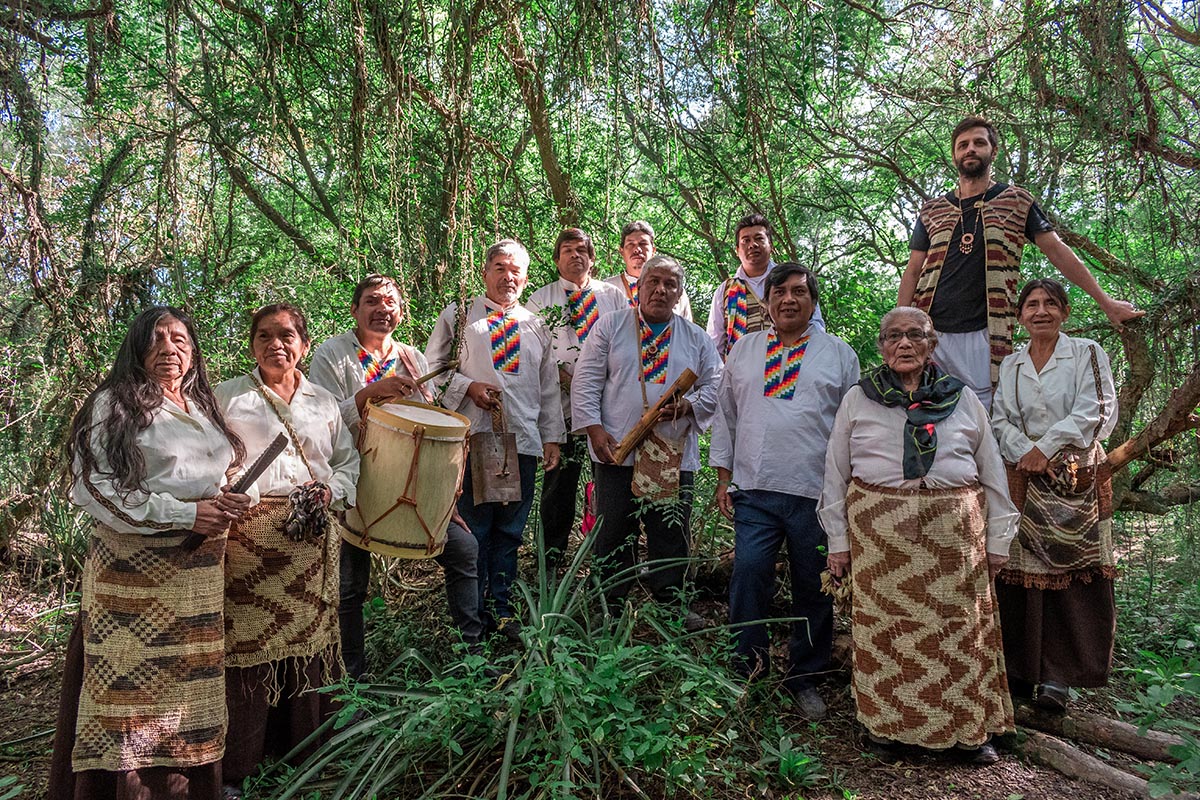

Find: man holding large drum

[426,240,565,642]
[309,274,484,678]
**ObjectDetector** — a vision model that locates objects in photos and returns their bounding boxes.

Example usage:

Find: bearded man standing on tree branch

[899,116,1143,409]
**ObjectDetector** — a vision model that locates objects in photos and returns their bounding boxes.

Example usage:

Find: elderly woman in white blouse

[819,306,1017,766]
[215,303,360,790]
[50,306,253,800]
[991,279,1118,713]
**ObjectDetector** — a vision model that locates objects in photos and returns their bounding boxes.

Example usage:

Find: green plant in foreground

[1118,648,1200,798]
[252,535,824,799]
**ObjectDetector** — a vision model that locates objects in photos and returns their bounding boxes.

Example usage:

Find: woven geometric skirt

[73,525,227,772]
[846,478,1014,748]
[224,497,341,700]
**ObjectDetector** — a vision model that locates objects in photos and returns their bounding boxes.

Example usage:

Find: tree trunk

[1016,704,1185,764]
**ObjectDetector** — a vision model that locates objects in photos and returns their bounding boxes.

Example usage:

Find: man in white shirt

[606,220,693,320]
[426,240,564,640]
[707,213,824,358]
[526,228,626,568]
[572,255,721,629]
[710,263,859,719]
[309,274,483,677]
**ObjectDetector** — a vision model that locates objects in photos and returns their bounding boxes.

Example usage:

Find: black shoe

[1035,681,1069,712]
[972,741,1000,765]
[496,617,524,644]
[862,733,900,758]
[957,740,1000,766]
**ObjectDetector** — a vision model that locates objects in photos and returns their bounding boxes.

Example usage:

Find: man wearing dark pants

[425,240,564,640]
[526,228,625,567]
[308,274,483,678]
[711,263,860,718]
[572,255,721,627]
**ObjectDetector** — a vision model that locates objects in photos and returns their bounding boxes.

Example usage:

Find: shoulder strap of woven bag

[250,371,316,481]
[633,309,649,412]
[1087,344,1105,444]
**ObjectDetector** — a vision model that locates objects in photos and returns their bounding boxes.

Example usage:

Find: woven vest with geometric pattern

[912,184,1034,387]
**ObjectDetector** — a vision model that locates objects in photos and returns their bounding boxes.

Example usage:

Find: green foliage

[1117,649,1200,797]
[0,775,25,800]
[246,542,823,799]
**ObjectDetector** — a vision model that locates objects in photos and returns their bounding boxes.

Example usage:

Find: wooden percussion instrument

[344,400,470,559]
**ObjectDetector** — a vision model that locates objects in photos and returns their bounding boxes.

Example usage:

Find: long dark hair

[67,306,245,500]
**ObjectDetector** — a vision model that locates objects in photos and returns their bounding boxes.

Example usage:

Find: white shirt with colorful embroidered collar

[425,295,565,458]
[710,324,859,501]
[571,307,722,471]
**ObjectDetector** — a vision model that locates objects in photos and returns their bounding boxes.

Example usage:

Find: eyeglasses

[882,330,931,344]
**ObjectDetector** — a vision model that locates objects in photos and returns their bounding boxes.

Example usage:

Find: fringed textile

[223,498,341,705]
[998,444,1116,591]
[845,478,1013,749]
[73,524,227,771]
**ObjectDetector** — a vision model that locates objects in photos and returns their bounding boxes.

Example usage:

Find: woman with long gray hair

[49,306,252,800]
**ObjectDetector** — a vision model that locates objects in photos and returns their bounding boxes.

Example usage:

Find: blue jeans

[456,452,538,629]
[728,490,832,691]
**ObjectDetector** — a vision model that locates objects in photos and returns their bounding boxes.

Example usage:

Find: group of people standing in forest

[48,115,1142,798]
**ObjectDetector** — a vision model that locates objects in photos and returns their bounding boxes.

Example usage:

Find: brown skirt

[222,657,343,785]
[48,621,221,800]
[996,575,1116,688]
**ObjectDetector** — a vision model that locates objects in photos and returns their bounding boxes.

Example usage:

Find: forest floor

[1,562,1161,800]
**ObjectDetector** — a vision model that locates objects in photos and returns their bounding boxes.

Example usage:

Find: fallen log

[1014,728,1152,797]
[1016,703,1185,764]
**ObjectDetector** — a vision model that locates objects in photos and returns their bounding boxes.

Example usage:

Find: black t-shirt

[909,183,1054,333]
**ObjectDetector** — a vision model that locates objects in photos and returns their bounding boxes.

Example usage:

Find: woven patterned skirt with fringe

[846,478,1014,749]
[72,524,227,772]
[223,497,342,702]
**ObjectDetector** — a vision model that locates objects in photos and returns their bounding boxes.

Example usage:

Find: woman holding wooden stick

[49,306,252,800]
[214,303,359,793]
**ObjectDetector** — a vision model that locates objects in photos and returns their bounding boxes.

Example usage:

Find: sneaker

[683,610,707,633]
[1035,681,1069,712]
[790,687,827,720]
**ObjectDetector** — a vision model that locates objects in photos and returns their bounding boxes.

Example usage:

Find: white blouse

[425,296,565,458]
[818,385,1018,556]
[709,327,860,500]
[991,333,1117,463]
[215,369,360,508]
[308,330,430,436]
[70,391,246,534]
[570,308,722,471]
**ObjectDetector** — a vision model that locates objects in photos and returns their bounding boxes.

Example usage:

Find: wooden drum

[343,400,470,559]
